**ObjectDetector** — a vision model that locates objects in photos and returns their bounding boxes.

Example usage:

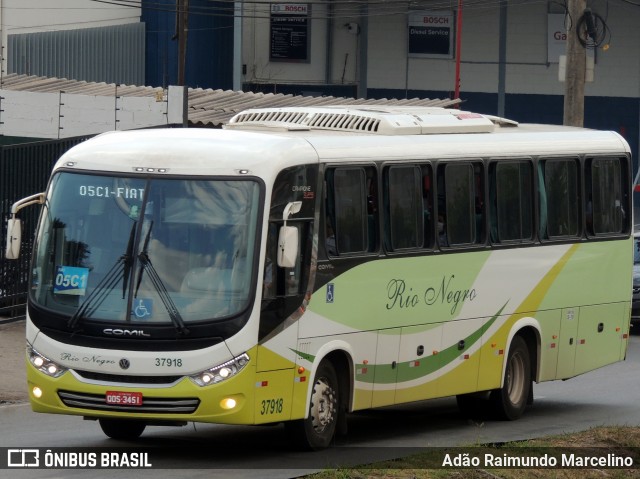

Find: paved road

[0,333,638,478]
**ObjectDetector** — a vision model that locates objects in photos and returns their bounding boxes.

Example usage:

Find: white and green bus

[5,106,633,450]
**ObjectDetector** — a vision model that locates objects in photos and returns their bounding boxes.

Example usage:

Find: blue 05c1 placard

[54,266,89,296]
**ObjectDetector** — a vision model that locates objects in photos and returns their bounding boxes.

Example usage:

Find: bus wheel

[286,361,339,450]
[491,335,531,420]
[99,418,146,440]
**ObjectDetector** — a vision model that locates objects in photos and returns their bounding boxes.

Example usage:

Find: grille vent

[230,110,380,133]
[227,106,498,135]
[58,390,200,414]
[74,369,182,386]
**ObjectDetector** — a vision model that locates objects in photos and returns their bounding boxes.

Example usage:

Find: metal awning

[0,73,461,128]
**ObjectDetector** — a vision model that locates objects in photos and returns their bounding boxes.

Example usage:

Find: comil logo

[8,449,40,468]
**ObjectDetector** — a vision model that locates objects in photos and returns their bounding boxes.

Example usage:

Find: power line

[85,0,555,22]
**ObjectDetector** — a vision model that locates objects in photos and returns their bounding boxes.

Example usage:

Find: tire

[99,418,146,440]
[490,335,531,420]
[285,361,339,450]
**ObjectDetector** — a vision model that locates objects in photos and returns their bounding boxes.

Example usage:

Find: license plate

[105,391,143,406]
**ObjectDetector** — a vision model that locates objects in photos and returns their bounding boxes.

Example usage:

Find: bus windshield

[31,172,261,327]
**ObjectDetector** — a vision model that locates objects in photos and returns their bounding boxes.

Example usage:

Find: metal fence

[1,137,91,321]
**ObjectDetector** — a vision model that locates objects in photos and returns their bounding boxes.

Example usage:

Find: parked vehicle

[632,234,640,328]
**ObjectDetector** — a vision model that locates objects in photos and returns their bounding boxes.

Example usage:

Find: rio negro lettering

[386,275,477,315]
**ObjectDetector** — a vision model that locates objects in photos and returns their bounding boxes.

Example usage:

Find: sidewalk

[0,319,28,403]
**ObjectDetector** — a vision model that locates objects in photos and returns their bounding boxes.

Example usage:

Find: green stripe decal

[357,302,507,385]
[302,243,586,388]
[291,349,315,363]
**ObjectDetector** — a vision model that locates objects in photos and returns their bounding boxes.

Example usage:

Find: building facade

[241,0,640,161]
[1,0,143,84]
[0,1,637,161]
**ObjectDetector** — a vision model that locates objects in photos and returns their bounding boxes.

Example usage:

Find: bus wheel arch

[492,327,538,420]
[286,349,352,450]
[517,325,539,405]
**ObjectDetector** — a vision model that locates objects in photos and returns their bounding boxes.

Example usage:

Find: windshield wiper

[68,221,137,330]
[134,221,189,336]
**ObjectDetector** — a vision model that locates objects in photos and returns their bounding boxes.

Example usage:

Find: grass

[303,426,640,479]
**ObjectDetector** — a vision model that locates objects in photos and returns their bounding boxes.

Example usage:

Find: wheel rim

[310,376,337,433]
[506,351,525,404]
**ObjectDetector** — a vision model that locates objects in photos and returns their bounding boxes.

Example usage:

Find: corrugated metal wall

[0,137,91,321]
[142,0,233,89]
[7,24,145,85]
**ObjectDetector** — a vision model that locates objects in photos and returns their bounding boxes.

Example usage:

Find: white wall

[0,86,184,139]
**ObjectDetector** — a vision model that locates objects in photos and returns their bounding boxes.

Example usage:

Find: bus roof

[225,106,630,161]
[55,107,630,178]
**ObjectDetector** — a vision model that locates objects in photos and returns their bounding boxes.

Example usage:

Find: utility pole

[563,0,586,127]
[177,0,189,87]
[453,0,463,104]
[497,0,507,117]
[175,0,190,127]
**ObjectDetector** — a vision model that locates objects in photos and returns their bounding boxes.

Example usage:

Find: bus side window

[263,223,277,299]
[586,157,628,236]
[422,165,434,249]
[489,160,533,243]
[438,161,484,247]
[326,166,377,256]
[539,158,580,239]
[383,164,424,251]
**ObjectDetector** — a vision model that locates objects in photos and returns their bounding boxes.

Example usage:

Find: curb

[0,315,25,325]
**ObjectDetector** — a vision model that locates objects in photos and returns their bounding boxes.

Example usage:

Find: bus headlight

[189,353,250,387]
[27,345,67,378]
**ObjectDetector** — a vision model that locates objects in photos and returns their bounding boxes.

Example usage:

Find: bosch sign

[271,3,308,15]
[408,10,454,58]
[423,16,450,24]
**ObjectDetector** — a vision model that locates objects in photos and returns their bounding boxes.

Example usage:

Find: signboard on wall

[270,3,310,62]
[408,11,454,58]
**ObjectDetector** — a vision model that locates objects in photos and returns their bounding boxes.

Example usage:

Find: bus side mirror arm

[277,201,302,268]
[5,192,45,260]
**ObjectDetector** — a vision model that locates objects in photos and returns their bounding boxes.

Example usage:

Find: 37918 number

[260,398,284,415]
[155,358,182,367]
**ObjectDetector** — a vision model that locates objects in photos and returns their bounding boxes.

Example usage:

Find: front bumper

[26,356,255,425]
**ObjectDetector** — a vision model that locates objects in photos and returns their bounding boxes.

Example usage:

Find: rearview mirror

[276,201,302,268]
[277,225,299,268]
[4,192,46,260]
[5,218,22,260]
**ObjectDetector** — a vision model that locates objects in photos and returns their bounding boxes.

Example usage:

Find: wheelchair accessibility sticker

[132,298,153,319]
[326,283,334,303]
[54,266,89,296]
